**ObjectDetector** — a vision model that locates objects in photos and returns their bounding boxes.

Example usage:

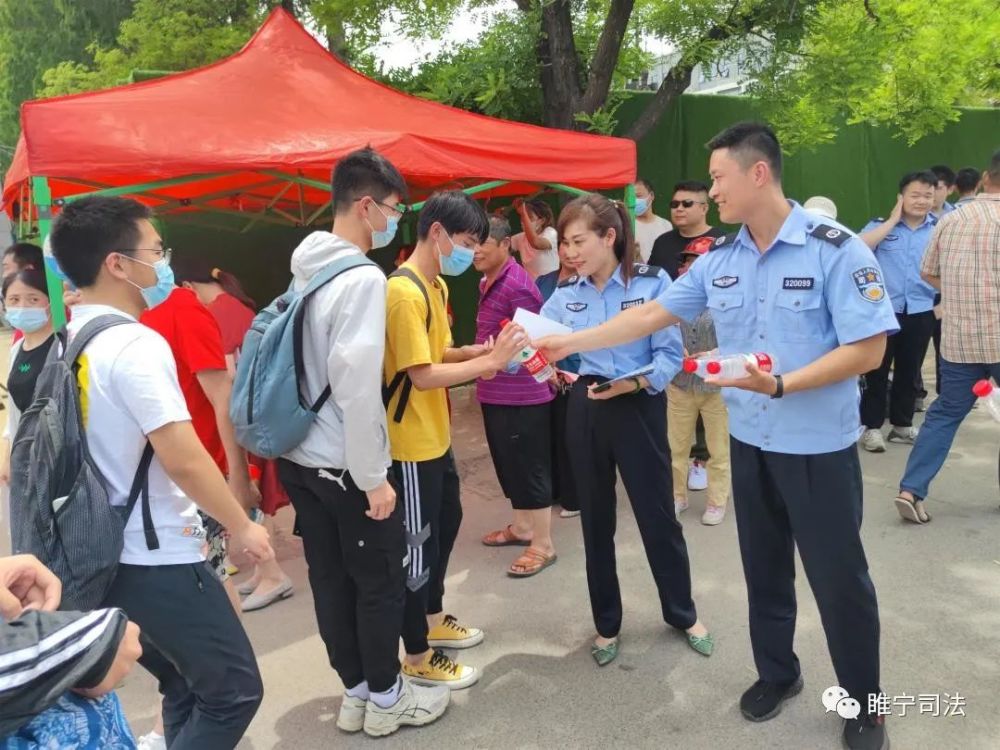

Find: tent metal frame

[27,171,636,328]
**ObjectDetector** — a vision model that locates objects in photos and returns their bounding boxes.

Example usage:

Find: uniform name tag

[782,277,815,290]
[566,302,587,312]
[712,276,738,288]
[621,298,644,310]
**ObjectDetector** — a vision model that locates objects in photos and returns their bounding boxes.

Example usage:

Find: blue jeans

[899,358,1000,498]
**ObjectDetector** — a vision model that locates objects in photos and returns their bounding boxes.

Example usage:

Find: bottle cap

[706,361,721,375]
[682,358,698,373]
[500,318,511,328]
[248,464,262,482]
[972,379,994,398]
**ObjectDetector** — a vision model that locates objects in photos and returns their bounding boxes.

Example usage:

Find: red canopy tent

[2,7,636,322]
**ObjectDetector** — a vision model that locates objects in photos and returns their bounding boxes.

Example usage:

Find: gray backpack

[9,315,158,611]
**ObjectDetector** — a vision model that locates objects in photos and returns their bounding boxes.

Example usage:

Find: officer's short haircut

[488,215,512,244]
[2,241,43,271]
[50,196,151,289]
[417,190,489,244]
[331,147,408,215]
[673,180,710,195]
[955,167,980,194]
[706,122,782,179]
[989,149,1000,181]
[898,170,938,193]
[635,177,655,194]
[929,164,956,187]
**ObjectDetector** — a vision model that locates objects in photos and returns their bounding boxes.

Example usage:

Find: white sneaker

[674,498,689,516]
[861,429,886,453]
[701,505,726,526]
[559,509,581,518]
[888,425,918,444]
[687,461,708,491]
[363,679,450,737]
[337,694,367,732]
[137,732,167,750]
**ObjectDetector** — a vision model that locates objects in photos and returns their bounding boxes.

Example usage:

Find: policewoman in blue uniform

[538,124,897,750]
[539,193,714,668]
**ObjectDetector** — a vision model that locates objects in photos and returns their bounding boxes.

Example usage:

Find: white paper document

[513,308,571,340]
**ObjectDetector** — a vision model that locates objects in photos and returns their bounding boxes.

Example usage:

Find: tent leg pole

[31,176,66,329]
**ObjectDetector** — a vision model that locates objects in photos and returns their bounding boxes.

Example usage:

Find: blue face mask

[634,197,649,216]
[121,255,175,309]
[369,203,400,250]
[437,234,475,276]
[4,306,49,333]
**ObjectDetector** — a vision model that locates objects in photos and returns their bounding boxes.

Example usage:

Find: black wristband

[770,374,784,399]
[631,377,642,394]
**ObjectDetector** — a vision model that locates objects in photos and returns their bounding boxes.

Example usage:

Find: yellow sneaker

[402,649,479,690]
[427,614,484,649]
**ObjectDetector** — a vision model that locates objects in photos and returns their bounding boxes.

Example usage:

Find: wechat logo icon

[823,686,861,720]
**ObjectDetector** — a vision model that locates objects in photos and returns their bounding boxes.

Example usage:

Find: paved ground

[44,362,1000,748]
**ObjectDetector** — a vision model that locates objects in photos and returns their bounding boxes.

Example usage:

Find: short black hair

[673,180,710,195]
[635,177,654,194]
[706,122,782,179]
[331,147,408,215]
[50,196,152,288]
[488,215,512,243]
[3,242,43,271]
[899,170,938,193]
[929,164,956,187]
[2,266,49,299]
[955,167,980,194]
[416,191,489,244]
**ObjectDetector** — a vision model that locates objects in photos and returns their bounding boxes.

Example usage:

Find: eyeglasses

[669,200,707,209]
[119,248,172,264]
[356,198,407,219]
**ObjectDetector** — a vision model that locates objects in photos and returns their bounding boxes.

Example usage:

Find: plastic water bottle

[500,319,555,383]
[972,380,1000,422]
[682,349,720,377]
[704,352,777,379]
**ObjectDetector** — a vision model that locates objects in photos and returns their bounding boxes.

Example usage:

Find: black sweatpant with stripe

[392,449,463,656]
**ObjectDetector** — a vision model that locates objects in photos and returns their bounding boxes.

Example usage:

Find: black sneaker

[739,676,803,722]
[843,714,889,750]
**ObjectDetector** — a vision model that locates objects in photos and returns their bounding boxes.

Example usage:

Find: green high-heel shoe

[591,639,620,666]
[687,631,715,657]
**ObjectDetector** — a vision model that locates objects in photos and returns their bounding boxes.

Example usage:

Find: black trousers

[860,309,935,428]
[392,449,463,655]
[103,563,263,750]
[690,415,710,462]
[730,439,880,707]
[278,460,406,693]
[481,402,554,510]
[566,379,697,638]
[916,315,943,398]
[550,388,578,511]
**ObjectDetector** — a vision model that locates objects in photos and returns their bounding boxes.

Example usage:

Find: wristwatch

[770,374,784,399]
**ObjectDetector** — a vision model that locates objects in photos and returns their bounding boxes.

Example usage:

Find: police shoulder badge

[852,266,886,303]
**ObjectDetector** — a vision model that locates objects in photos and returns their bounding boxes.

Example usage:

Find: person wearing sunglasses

[649,181,724,280]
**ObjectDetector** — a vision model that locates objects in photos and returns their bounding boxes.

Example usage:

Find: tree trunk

[538,0,582,129]
[578,0,635,115]
[326,23,348,62]
[624,63,693,142]
[279,0,297,14]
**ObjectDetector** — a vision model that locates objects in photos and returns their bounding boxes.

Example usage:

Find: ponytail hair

[556,193,637,283]
[173,257,256,311]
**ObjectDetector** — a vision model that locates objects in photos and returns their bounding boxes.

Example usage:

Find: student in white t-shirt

[633,178,673,262]
[511,198,559,278]
[49,196,274,749]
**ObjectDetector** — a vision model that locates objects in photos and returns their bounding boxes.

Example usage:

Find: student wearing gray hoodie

[277,149,450,738]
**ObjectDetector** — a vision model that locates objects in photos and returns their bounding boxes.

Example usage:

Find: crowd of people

[0,122,996,750]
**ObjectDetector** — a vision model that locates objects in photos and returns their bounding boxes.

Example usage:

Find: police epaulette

[557,275,579,288]
[808,224,851,248]
[632,263,662,277]
[709,233,737,251]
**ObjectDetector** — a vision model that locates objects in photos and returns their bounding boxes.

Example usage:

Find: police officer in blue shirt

[539,193,714,669]
[539,124,897,750]
[857,170,939,454]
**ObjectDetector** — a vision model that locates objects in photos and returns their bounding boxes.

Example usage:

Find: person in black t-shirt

[649,181,724,279]
[1,267,55,485]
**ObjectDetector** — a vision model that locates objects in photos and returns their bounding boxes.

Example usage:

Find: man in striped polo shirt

[475,215,558,578]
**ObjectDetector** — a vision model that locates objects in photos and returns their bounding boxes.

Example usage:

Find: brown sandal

[508,548,558,578]
[895,495,931,524]
[482,525,531,547]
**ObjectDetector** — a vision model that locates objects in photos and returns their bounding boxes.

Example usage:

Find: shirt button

[759,297,765,303]
[759,333,765,340]
[793,300,801,307]
[358,540,365,548]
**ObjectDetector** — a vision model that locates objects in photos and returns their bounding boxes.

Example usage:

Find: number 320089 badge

[852,266,886,303]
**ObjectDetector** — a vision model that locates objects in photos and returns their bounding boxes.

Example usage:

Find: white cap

[803,196,837,220]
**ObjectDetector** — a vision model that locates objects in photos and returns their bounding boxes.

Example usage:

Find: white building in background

[629,50,754,95]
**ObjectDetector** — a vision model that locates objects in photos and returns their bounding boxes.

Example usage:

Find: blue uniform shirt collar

[733,201,810,254]
[898,213,936,232]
